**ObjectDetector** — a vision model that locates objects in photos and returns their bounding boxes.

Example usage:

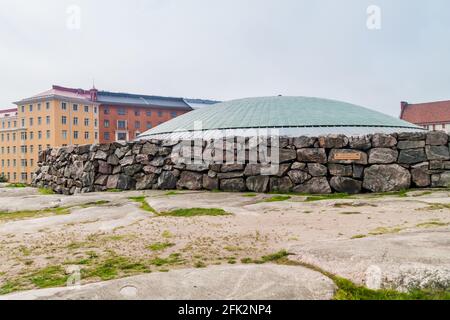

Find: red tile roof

[0,108,18,114]
[401,100,450,125]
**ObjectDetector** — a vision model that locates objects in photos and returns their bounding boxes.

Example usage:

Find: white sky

[0,0,449,117]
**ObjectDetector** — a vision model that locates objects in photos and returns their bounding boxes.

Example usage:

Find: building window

[38,145,42,152]
[135,121,140,129]
[117,120,127,129]
[12,133,16,141]
[21,145,27,154]
[104,132,110,141]
[62,131,68,140]
[61,116,67,125]
[30,159,34,167]
[46,130,50,139]
[104,108,110,115]
[84,118,89,126]
[37,103,41,111]
[94,106,97,114]
[29,105,33,112]
[74,131,79,139]
[158,111,163,117]
[84,132,89,139]
[118,108,126,115]
[21,173,27,181]
[95,132,98,140]
[117,132,127,141]
[21,132,27,141]
[46,116,50,124]
[94,119,98,127]
[21,118,25,127]
[73,117,79,125]
[38,117,42,125]
[29,118,33,126]
[29,132,33,140]
[46,102,50,110]
[62,102,67,110]
[135,110,140,116]
[146,111,152,117]
[21,106,25,113]
[38,131,42,139]
[30,145,34,153]
[171,111,177,118]
[104,120,110,128]
[73,104,78,111]
[21,159,27,168]
[84,105,89,112]
[146,122,152,129]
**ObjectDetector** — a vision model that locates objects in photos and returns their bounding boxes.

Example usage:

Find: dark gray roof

[97,91,191,109]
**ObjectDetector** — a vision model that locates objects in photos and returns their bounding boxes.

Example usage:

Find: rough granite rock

[307,163,328,177]
[363,164,411,192]
[136,174,157,190]
[246,176,270,193]
[368,148,399,164]
[330,177,362,194]
[411,163,431,187]
[220,178,246,192]
[177,171,203,190]
[297,148,327,164]
[431,172,450,188]
[202,175,219,191]
[157,171,178,190]
[372,133,397,148]
[426,131,448,146]
[328,164,353,177]
[348,136,372,150]
[397,140,426,150]
[319,135,349,149]
[287,170,311,184]
[269,177,294,193]
[292,177,332,194]
[292,136,317,149]
[425,145,450,161]
[398,149,427,164]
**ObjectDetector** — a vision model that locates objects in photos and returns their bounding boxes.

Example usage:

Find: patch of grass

[416,221,449,228]
[224,246,242,252]
[38,187,55,195]
[165,191,181,196]
[129,196,156,213]
[6,183,27,188]
[370,189,410,198]
[29,266,68,289]
[107,189,123,193]
[159,208,231,217]
[418,203,450,211]
[149,253,183,267]
[351,234,367,239]
[194,261,207,268]
[162,230,174,239]
[0,280,24,295]
[83,256,149,281]
[369,226,403,236]
[241,258,253,264]
[243,250,290,265]
[264,195,291,203]
[19,246,31,256]
[147,242,175,252]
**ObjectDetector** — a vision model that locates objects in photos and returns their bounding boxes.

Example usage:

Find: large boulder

[278,149,298,163]
[292,137,317,149]
[363,165,411,192]
[328,164,353,177]
[136,174,157,190]
[106,175,120,189]
[411,163,431,187]
[202,175,219,191]
[269,177,294,193]
[425,145,450,161]
[372,134,397,148]
[246,176,270,193]
[221,164,245,172]
[157,171,177,189]
[348,136,372,150]
[98,161,112,175]
[220,178,247,192]
[368,148,398,164]
[177,171,203,190]
[397,140,425,150]
[117,174,136,190]
[297,148,327,164]
[319,135,348,149]
[431,172,450,188]
[398,149,427,164]
[293,177,332,194]
[287,170,311,184]
[426,131,448,146]
[123,164,143,176]
[397,132,426,141]
[307,163,327,177]
[330,177,362,194]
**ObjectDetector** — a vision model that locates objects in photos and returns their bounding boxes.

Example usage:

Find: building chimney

[400,101,408,119]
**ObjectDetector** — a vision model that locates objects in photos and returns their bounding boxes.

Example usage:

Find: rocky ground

[0,184,449,300]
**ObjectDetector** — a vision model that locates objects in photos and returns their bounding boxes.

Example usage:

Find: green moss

[264,195,291,202]
[149,253,183,267]
[351,234,367,239]
[83,256,149,281]
[243,193,257,197]
[7,183,27,188]
[419,203,450,211]
[159,208,231,217]
[369,226,403,236]
[38,188,55,195]
[194,261,207,268]
[165,191,181,196]
[29,266,68,289]
[107,189,123,193]
[147,242,175,252]
[129,196,156,213]
[241,258,253,264]
[0,280,24,295]
[416,221,449,228]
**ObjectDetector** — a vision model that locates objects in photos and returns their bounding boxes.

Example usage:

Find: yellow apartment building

[0,86,100,183]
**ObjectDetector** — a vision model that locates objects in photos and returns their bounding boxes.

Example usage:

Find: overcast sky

[1,0,449,117]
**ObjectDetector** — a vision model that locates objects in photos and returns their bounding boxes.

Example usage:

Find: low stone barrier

[32,132,450,195]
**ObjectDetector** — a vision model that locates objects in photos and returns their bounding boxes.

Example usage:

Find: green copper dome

[139,96,425,139]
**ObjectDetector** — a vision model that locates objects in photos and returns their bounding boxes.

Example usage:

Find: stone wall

[32,132,450,195]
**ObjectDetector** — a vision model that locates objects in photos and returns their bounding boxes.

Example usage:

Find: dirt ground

[0,184,449,296]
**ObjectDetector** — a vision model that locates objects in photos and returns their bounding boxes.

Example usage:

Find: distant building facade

[0,85,217,183]
[400,100,450,132]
